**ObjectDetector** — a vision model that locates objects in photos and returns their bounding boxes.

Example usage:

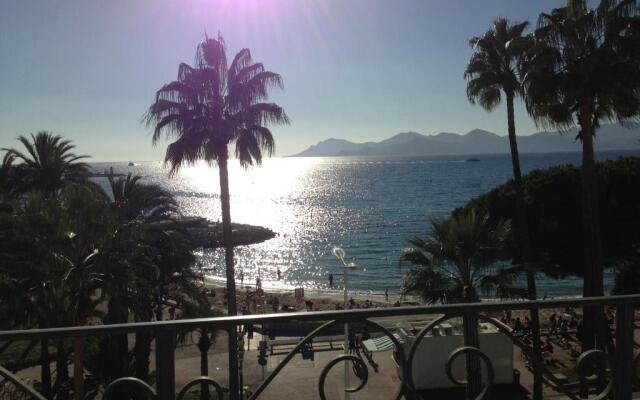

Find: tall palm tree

[522,0,640,352]
[145,34,288,398]
[401,210,519,398]
[464,18,544,398]
[4,131,89,197]
[99,169,192,388]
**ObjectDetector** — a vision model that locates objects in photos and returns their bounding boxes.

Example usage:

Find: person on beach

[328,273,333,287]
[385,288,389,302]
[348,331,356,354]
[549,313,557,334]
[361,328,370,344]
[514,317,523,334]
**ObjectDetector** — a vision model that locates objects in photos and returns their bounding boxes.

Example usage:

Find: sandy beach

[198,276,583,325]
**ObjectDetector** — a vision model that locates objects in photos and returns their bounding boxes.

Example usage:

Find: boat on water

[466,158,481,162]
[128,161,135,166]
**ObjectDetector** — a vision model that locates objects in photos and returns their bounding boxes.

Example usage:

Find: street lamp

[332,247,358,400]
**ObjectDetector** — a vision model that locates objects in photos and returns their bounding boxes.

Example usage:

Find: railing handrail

[1,294,638,341]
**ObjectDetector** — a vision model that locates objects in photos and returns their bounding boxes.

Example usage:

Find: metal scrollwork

[0,364,47,400]
[248,317,406,400]
[445,346,494,400]
[406,313,453,392]
[477,314,617,400]
[103,377,157,400]
[575,349,612,400]
[318,355,368,400]
[177,376,224,400]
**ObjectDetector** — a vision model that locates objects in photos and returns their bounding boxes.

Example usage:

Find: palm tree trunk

[73,337,84,400]
[578,103,613,395]
[506,91,542,400]
[218,153,240,400]
[579,102,605,355]
[55,339,69,400]
[104,297,130,396]
[463,312,481,400]
[134,332,152,381]
[40,338,52,399]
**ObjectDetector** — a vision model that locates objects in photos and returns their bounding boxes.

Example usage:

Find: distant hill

[290,124,640,157]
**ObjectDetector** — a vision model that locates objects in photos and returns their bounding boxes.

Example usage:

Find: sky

[0,0,566,162]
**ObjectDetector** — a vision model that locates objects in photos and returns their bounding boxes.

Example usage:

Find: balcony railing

[1,294,639,400]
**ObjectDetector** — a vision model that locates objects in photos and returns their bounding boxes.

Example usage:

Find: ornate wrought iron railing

[0,294,639,400]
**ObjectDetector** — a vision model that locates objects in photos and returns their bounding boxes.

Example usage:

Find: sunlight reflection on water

[92,151,637,297]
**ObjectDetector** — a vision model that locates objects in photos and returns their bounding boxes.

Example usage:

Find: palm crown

[400,210,523,304]
[145,34,289,173]
[523,0,640,131]
[105,168,178,223]
[3,131,89,197]
[465,18,530,110]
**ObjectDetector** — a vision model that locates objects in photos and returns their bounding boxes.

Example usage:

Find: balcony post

[614,303,634,400]
[156,330,176,400]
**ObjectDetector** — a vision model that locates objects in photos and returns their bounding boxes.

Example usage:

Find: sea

[90,149,640,300]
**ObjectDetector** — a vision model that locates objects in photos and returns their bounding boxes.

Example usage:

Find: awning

[362,333,402,352]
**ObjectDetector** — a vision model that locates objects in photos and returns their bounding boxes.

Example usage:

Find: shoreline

[199,276,585,326]
[201,275,583,305]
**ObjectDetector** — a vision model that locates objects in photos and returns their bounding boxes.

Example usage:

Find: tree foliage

[462,157,640,278]
[400,209,524,304]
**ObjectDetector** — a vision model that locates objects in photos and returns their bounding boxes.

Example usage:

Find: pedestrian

[256,275,262,290]
[549,313,557,334]
[169,305,176,320]
[328,273,333,287]
[277,268,282,280]
[361,328,370,342]
[348,331,356,354]
[514,317,523,334]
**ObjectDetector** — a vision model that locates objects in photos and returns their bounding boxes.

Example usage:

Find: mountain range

[290,124,640,157]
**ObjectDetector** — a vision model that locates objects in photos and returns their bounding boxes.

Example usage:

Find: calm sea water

[91,150,640,299]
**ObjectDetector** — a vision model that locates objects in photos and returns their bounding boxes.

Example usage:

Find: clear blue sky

[0,0,565,161]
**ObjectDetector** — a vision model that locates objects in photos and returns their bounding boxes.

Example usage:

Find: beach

[198,276,582,325]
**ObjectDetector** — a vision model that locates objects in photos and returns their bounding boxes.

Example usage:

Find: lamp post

[332,247,357,400]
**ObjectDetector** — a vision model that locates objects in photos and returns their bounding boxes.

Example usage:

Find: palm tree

[464,18,544,398]
[98,169,191,388]
[145,33,288,398]
[0,152,17,206]
[522,0,640,352]
[4,131,89,197]
[401,210,519,303]
[106,167,178,223]
[401,209,519,399]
